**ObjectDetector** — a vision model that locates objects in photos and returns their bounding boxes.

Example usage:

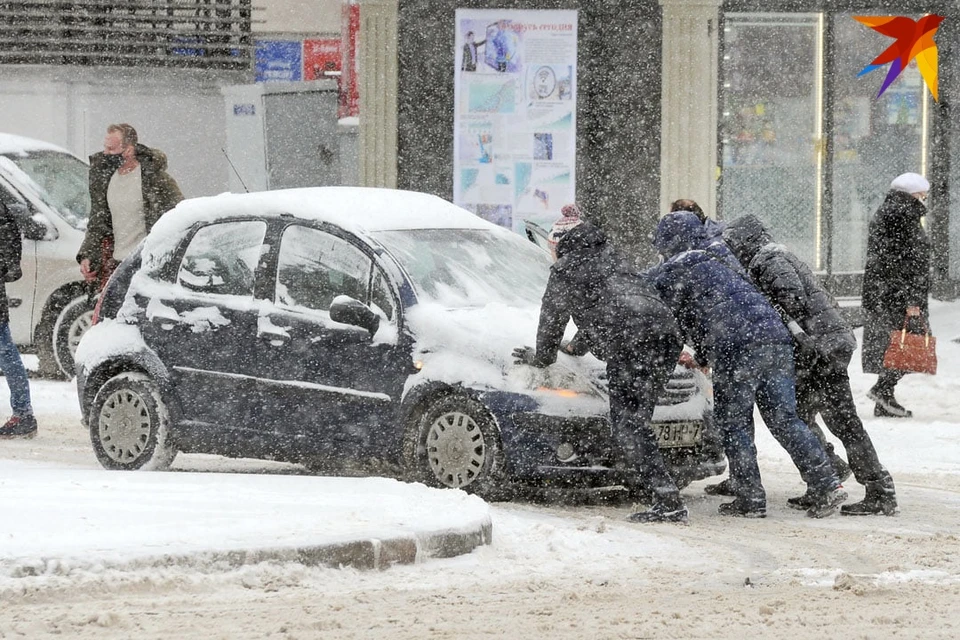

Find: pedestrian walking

[722,214,898,516]
[650,212,846,518]
[668,198,725,240]
[0,201,36,439]
[513,205,688,523]
[861,172,931,418]
[78,123,183,289]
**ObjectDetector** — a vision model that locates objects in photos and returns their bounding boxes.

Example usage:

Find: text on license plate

[654,422,703,448]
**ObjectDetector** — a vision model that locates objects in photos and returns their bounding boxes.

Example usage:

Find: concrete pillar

[357,0,398,188]
[659,0,720,218]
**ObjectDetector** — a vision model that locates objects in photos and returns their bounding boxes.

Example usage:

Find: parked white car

[0,133,93,378]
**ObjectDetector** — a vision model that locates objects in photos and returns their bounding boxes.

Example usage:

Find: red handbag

[883,316,937,375]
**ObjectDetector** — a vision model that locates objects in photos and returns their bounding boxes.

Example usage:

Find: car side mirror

[329,295,380,335]
[7,202,55,241]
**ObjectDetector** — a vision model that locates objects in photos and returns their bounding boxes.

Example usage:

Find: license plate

[654,422,702,448]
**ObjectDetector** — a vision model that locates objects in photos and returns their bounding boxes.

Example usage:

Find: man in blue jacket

[650,212,845,518]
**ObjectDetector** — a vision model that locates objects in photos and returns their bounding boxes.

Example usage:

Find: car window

[177,221,266,297]
[371,269,395,321]
[0,151,90,230]
[276,225,372,312]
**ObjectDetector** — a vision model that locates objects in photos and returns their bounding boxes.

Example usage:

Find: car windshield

[374,228,551,308]
[0,150,90,230]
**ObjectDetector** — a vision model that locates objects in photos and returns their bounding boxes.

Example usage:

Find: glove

[512,345,540,367]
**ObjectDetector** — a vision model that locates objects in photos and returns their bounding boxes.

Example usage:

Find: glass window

[276,226,372,312]
[371,269,395,321]
[177,221,266,297]
[0,151,90,230]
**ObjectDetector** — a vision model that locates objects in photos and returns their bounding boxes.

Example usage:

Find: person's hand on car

[512,346,545,367]
[79,258,96,283]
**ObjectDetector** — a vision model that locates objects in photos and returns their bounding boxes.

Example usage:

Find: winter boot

[626,499,688,524]
[868,388,912,418]
[806,487,848,519]
[718,498,766,519]
[841,472,898,516]
[786,490,816,510]
[0,414,37,439]
[828,450,852,483]
[703,478,737,496]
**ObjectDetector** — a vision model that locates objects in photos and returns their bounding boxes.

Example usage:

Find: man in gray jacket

[722,215,897,516]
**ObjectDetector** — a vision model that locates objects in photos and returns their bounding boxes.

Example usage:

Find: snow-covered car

[1,133,94,378]
[75,187,725,495]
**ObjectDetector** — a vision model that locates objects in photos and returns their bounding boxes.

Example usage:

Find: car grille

[657,368,698,406]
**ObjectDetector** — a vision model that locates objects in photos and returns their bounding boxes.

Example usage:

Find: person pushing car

[513,205,688,523]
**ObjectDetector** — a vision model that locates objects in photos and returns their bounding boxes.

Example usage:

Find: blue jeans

[0,322,32,416]
[713,343,838,505]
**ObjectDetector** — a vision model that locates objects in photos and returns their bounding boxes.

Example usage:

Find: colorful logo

[854,14,944,100]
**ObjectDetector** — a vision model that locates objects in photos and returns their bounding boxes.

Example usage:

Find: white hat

[547,204,584,247]
[890,172,930,194]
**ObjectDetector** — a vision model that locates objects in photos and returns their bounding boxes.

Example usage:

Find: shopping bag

[883,316,937,375]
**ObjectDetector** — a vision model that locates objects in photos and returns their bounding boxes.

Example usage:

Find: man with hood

[722,215,898,516]
[78,123,183,289]
[513,205,688,523]
[861,172,931,418]
[650,212,845,518]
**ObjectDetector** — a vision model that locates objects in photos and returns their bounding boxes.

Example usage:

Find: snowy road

[2,300,959,639]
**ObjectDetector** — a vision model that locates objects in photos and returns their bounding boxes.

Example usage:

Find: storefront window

[831,13,928,274]
[720,13,820,267]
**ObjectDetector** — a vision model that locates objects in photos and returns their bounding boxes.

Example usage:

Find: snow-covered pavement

[0,300,958,639]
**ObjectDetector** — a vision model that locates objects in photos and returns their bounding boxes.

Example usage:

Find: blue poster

[255,40,303,82]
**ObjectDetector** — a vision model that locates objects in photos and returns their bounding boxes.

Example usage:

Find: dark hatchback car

[75,188,725,496]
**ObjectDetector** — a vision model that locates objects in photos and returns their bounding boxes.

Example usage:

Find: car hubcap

[98,389,152,463]
[426,411,485,489]
[68,310,94,358]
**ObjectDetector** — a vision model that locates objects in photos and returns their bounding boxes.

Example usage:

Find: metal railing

[0,1,260,70]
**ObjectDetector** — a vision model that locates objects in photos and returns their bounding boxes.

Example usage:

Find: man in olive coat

[77,123,183,289]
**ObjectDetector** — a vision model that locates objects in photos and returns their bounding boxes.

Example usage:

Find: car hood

[403,302,609,414]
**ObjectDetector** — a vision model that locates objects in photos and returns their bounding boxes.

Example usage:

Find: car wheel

[89,372,177,471]
[405,395,505,497]
[39,294,94,379]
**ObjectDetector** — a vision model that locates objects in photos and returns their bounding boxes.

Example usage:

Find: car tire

[404,394,505,498]
[38,294,95,379]
[89,372,177,471]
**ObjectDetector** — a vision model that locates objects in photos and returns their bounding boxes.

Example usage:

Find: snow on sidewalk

[0,462,491,577]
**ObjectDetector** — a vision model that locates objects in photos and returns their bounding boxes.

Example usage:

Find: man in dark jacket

[0,201,36,438]
[723,215,897,516]
[861,173,931,418]
[513,207,688,523]
[650,212,845,518]
[78,123,183,289]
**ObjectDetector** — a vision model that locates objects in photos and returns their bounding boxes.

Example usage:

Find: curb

[7,516,494,578]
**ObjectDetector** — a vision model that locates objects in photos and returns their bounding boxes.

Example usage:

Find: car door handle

[8,298,21,308]
[259,332,289,347]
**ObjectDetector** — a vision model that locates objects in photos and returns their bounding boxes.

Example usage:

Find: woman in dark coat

[861,173,931,418]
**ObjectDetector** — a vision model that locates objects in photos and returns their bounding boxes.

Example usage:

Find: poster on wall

[453,9,577,234]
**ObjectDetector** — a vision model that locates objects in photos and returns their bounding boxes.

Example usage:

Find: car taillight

[91,294,104,325]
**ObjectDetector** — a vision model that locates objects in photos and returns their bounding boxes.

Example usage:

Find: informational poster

[454,9,577,233]
[303,38,342,81]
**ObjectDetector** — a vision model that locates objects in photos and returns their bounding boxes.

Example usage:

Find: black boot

[704,478,737,496]
[786,490,815,510]
[0,414,37,439]
[718,498,766,518]
[806,487,848,518]
[841,471,898,516]
[828,450,852,483]
[868,388,912,418]
[627,499,688,523]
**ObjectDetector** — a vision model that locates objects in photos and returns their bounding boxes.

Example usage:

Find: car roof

[161,187,496,234]
[0,133,77,157]
[141,187,505,271]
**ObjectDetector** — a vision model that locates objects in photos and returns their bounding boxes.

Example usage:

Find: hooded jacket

[77,143,183,270]
[534,222,678,366]
[723,215,857,365]
[650,212,791,364]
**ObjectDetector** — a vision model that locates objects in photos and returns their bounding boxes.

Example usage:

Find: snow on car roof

[0,133,74,156]
[141,187,501,271]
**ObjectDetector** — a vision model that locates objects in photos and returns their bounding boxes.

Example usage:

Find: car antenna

[221,147,250,193]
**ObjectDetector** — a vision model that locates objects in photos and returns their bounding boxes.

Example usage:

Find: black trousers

[606,333,683,503]
[796,352,889,489]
